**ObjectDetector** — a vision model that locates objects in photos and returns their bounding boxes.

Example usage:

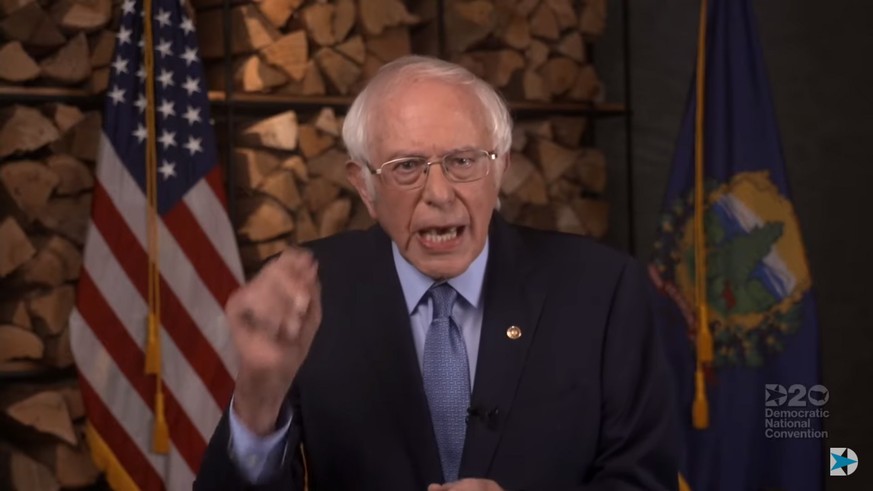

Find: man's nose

[421,162,455,206]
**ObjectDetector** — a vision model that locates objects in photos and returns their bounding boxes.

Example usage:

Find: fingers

[227,246,320,344]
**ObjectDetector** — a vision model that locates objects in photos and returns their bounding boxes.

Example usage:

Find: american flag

[69,0,243,488]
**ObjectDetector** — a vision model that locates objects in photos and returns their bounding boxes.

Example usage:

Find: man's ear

[346,161,378,218]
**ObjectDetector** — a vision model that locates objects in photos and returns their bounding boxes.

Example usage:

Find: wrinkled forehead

[365,79,492,156]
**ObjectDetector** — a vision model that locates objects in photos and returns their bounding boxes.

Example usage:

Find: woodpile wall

[202,0,610,275]
[0,0,119,486]
[0,104,102,489]
[0,0,613,488]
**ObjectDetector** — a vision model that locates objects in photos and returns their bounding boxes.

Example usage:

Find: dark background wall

[595,1,873,489]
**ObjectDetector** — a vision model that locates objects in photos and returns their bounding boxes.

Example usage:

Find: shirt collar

[392,239,489,313]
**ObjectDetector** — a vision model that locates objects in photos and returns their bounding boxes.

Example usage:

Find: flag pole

[142,0,169,453]
[692,0,712,430]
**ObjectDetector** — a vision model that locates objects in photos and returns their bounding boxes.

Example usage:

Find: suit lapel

[460,216,547,477]
[349,226,443,486]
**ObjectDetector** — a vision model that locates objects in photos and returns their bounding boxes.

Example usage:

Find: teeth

[421,227,458,243]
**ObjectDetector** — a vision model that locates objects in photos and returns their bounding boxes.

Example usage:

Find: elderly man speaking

[196,56,677,491]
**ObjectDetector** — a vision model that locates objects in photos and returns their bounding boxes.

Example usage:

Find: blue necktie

[422,283,470,482]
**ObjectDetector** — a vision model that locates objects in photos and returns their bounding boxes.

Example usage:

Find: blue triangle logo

[831,451,858,471]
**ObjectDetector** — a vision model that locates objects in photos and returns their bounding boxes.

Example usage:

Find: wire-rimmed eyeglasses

[367,149,498,189]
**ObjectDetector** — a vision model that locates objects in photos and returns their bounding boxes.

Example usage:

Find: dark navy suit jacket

[196,215,678,490]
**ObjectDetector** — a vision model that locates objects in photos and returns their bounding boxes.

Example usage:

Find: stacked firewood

[231,105,608,275]
[502,115,607,236]
[194,0,427,95]
[232,106,379,275]
[0,0,118,93]
[0,104,101,489]
[446,0,606,101]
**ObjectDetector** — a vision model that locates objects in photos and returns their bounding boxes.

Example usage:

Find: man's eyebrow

[383,151,428,161]
[382,146,481,161]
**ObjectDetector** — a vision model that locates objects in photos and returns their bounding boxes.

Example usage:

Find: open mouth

[417,225,465,246]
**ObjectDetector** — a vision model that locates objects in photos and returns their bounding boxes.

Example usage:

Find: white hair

[342,55,513,186]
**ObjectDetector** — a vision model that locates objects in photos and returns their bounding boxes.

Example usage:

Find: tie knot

[429,283,457,321]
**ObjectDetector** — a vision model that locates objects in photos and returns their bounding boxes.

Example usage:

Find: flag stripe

[164,192,238,308]
[77,271,207,471]
[74,312,197,490]
[81,224,223,440]
[79,377,167,491]
[183,172,245,282]
[95,138,238,376]
[91,180,234,406]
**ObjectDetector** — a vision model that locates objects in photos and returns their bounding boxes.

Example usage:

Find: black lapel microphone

[467,405,500,430]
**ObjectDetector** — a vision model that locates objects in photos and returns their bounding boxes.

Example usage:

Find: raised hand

[225,247,322,435]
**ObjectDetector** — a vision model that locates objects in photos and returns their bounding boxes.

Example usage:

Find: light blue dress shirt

[228,240,489,482]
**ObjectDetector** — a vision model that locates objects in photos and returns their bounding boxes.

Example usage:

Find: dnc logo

[830,448,858,476]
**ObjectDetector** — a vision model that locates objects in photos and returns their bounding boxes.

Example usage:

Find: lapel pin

[506,325,522,340]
